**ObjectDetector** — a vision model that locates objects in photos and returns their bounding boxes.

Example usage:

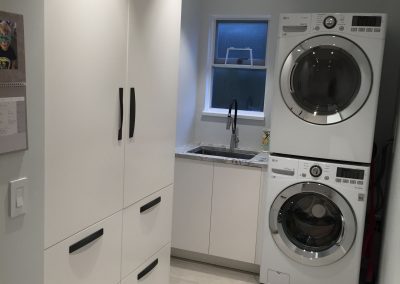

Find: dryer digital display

[336,167,365,180]
[352,16,382,27]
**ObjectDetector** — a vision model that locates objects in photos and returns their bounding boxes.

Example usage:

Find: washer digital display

[352,16,382,27]
[337,167,365,180]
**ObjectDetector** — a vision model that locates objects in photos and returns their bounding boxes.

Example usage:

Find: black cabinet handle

[69,229,104,254]
[140,197,161,213]
[129,88,136,138]
[118,88,124,141]
[137,259,158,280]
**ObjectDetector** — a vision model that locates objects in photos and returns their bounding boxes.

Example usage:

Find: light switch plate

[9,177,28,218]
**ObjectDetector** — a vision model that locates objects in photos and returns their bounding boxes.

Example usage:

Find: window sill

[202,108,265,121]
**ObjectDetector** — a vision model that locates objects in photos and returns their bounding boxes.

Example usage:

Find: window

[204,18,269,118]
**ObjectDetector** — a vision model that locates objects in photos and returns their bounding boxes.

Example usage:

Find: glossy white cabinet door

[44,211,122,284]
[124,0,182,207]
[172,158,213,254]
[45,0,128,248]
[210,164,261,263]
[122,185,173,278]
[122,244,171,284]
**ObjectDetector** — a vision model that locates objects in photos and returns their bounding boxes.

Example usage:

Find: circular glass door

[269,182,357,266]
[280,35,372,125]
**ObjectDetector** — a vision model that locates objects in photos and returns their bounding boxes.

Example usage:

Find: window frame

[203,15,272,120]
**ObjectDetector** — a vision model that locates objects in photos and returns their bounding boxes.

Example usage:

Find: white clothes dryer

[270,13,386,163]
[260,154,369,284]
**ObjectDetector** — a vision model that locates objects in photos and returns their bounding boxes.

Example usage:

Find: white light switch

[9,177,28,218]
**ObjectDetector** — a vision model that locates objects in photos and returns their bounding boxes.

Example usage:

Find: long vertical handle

[129,88,136,138]
[118,88,123,141]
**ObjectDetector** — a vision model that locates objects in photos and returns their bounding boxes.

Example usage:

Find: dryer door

[281,35,372,125]
[269,182,356,266]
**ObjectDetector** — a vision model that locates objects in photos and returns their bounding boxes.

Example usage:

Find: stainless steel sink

[188,146,258,160]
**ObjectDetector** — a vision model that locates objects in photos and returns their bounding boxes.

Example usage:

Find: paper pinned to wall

[0,97,24,136]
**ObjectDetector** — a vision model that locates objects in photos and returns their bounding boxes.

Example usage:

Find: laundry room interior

[1,0,400,284]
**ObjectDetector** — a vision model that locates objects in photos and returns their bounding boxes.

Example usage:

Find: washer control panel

[269,155,370,191]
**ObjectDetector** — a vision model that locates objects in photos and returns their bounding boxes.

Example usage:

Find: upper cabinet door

[45,0,129,248]
[124,0,182,207]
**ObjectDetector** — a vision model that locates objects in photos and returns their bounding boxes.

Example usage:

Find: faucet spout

[226,99,239,151]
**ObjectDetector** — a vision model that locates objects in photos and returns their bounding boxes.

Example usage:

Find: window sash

[212,64,267,70]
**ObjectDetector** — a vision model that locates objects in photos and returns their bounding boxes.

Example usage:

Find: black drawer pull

[137,259,158,280]
[140,197,161,213]
[118,88,124,141]
[69,229,104,254]
[129,87,136,138]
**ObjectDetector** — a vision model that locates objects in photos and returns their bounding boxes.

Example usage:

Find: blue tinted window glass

[215,21,268,66]
[211,67,266,112]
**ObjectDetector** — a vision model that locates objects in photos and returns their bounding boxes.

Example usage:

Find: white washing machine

[270,13,386,163]
[260,155,369,284]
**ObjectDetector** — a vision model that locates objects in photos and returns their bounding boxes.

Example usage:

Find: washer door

[281,35,372,125]
[269,182,357,266]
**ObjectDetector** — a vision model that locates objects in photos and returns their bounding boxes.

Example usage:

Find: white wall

[0,1,44,284]
[176,0,201,146]
[177,0,398,150]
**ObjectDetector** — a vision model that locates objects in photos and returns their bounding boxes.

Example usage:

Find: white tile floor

[170,257,260,284]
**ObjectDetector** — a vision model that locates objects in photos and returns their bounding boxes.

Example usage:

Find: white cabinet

[172,158,213,254]
[122,185,173,278]
[123,0,182,208]
[45,0,128,249]
[44,212,123,284]
[44,0,182,283]
[210,164,261,263]
[172,158,262,264]
[122,244,171,284]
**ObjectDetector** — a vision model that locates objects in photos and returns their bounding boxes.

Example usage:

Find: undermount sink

[188,146,258,160]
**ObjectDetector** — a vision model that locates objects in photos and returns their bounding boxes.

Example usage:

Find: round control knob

[323,16,337,29]
[310,165,323,178]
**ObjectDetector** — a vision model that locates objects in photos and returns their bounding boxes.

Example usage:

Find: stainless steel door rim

[280,35,372,125]
[269,182,357,266]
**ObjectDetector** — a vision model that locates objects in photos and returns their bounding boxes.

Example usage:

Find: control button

[324,176,329,180]
[358,28,365,32]
[315,26,320,31]
[339,26,344,31]
[343,179,349,184]
[335,178,342,183]
[357,181,364,185]
[301,173,306,178]
[374,28,381,32]
[351,27,357,32]
[350,180,356,184]
[310,165,323,178]
[323,16,337,29]
[366,28,373,32]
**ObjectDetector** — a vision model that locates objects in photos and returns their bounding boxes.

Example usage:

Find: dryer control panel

[279,13,386,39]
[269,155,370,191]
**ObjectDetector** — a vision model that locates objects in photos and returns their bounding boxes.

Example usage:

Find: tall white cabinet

[44,0,182,283]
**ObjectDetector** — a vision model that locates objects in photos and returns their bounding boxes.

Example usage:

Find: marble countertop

[175,143,268,168]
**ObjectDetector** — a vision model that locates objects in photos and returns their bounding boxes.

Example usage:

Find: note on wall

[0,97,24,136]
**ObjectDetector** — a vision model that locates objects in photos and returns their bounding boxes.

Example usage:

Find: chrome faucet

[226,99,239,151]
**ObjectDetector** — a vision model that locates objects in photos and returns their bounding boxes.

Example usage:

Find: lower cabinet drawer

[122,244,171,284]
[122,185,173,277]
[44,211,122,284]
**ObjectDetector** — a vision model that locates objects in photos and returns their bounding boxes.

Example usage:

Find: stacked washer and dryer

[260,13,386,284]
